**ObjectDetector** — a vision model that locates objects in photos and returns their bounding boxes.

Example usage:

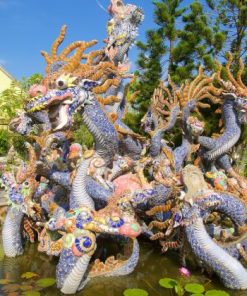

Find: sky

[0,0,193,79]
[0,0,158,80]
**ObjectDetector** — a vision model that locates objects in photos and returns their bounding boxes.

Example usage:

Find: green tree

[130,0,185,118]
[207,0,247,81]
[20,73,43,91]
[211,0,247,60]
[207,0,247,172]
[72,114,94,149]
[132,29,166,113]
[0,80,27,119]
[0,73,43,157]
[153,0,186,74]
[0,129,11,156]
[0,73,43,120]
[172,1,226,82]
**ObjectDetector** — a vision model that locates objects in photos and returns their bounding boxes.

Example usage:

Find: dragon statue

[1,0,247,294]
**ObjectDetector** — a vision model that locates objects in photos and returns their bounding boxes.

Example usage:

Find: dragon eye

[56,78,68,90]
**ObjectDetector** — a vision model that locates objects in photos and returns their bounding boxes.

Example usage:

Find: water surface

[0,239,246,296]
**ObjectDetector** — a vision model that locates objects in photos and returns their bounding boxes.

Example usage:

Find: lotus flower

[179,267,191,277]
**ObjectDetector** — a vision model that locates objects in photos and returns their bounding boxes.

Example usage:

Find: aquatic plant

[0,272,56,296]
[158,277,230,296]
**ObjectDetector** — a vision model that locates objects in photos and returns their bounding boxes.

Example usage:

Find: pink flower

[179,267,191,277]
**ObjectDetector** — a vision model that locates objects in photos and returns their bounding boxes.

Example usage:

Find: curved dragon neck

[215,99,241,143]
[184,212,247,290]
[182,100,196,135]
[3,207,24,257]
[173,137,191,173]
[223,99,240,128]
[57,249,91,294]
[150,130,164,158]
[70,158,95,210]
[81,99,118,163]
[202,99,241,162]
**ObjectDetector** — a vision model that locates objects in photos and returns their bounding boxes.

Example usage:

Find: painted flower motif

[119,222,141,238]
[56,218,66,228]
[109,216,124,228]
[179,267,191,277]
[64,218,76,233]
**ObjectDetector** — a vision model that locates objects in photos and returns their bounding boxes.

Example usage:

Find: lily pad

[191,294,204,296]
[36,278,56,288]
[205,290,230,296]
[2,284,20,292]
[123,288,149,296]
[159,278,178,289]
[22,291,41,296]
[6,292,19,296]
[20,285,33,291]
[0,279,13,285]
[21,272,39,279]
[185,283,205,294]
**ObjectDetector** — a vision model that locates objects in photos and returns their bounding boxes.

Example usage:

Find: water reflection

[0,239,244,296]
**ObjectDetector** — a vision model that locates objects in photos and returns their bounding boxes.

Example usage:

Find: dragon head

[108,0,126,16]
[25,78,98,131]
[24,25,123,131]
[106,0,144,62]
[186,116,205,137]
[216,53,247,124]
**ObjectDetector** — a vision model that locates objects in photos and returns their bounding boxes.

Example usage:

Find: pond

[0,239,246,296]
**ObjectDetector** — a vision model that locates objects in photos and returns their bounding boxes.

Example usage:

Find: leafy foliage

[0,129,11,156]
[19,74,43,92]
[205,290,230,296]
[0,129,26,157]
[185,283,205,294]
[130,0,226,117]
[22,291,41,296]
[36,278,56,288]
[0,74,44,157]
[132,29,166,113]
[159,277,178,288]
[123,109,143,134]
[130,0,184,115]
[122,278,230,296]
[123,288,149,296]
[204,0,247,83]
[11,132,26,158]
[0,74,43,121]
[21,272,39,280]
[0,279,13,285]
[158,277,230,296]
[171,1,226,83]
[0,81,27,120]
[72,114,94,149]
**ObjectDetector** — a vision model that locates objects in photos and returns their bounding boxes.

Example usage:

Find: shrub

[0,129,26,158]
[11,132,26,158]
[0,129,11,156]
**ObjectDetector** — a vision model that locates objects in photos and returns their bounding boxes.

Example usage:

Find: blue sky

[0,0,157,79]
